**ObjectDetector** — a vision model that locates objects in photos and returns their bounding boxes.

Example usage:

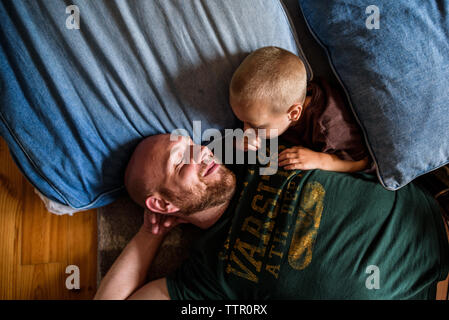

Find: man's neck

[184,201,230,229]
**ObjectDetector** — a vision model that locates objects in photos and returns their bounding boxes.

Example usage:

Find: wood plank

[21,181,68,265]
[0,137,97,299]
[436,274,449,300]
[0,139,23,299]
[66,209,97,299]
[15,263,66,299]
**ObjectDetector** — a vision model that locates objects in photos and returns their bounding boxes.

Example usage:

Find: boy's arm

[279,146,369,173]
[300,78,370,173]
[319,153,369,173]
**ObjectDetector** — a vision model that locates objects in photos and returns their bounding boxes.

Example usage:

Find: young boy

[229,46,371,173]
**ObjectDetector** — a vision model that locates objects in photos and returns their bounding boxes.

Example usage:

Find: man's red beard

[159,164,236,216]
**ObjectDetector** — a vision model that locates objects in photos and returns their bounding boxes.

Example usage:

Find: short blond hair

[230,46,307,114]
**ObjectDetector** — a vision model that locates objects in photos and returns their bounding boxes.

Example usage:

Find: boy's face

[230,97,291,139]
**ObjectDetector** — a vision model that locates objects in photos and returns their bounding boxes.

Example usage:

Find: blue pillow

[0,0,310,209]
[299,0,449,190]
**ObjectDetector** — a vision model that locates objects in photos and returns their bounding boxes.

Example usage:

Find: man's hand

[278,146,323,170]
[143,209,187,236]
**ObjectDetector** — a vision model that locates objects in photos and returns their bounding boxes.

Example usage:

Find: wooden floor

[0,138,97,299]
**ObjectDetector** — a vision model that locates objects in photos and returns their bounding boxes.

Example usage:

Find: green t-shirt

[167,161,449,299]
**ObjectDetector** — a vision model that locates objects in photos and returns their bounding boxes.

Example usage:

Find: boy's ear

[145,195,180,214]
[288,103,303,121]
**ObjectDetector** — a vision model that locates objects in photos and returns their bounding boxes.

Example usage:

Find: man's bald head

[124,134,236,217]
[124,134,168,207]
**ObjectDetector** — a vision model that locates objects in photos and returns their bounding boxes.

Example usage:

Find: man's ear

[287,103,302,122]
[145,195,180,214]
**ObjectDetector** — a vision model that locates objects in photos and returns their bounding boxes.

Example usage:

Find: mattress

[0,0,311,211]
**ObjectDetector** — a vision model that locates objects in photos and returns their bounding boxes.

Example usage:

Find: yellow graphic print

[288,181,325,270]
[220,161,325,284]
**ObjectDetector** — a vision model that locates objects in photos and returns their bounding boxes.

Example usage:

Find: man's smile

[203,161,220,177]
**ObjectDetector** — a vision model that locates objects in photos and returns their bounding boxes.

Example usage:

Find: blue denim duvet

[0,0,308,209]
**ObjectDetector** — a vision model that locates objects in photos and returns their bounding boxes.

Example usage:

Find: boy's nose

[244,123,260,140]
[244,123,258,136]
[243,123,252,132]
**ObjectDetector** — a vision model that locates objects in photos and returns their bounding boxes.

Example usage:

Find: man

[95,134,449,300]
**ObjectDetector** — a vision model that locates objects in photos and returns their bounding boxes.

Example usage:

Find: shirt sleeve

[313,78,369,162]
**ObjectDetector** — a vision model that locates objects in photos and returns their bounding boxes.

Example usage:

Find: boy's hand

[278,146,323,170]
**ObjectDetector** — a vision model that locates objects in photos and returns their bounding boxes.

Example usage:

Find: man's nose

[190,144,210,164]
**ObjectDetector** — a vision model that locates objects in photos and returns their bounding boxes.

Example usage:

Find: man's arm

[127,278,170,299]
[94,226,169,300]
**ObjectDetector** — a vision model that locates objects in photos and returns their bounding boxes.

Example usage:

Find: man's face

[157,135,236,215]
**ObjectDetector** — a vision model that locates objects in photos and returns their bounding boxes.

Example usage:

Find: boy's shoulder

[282,76,369,162]
[305,77,356,125]
[287,77,340,132]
